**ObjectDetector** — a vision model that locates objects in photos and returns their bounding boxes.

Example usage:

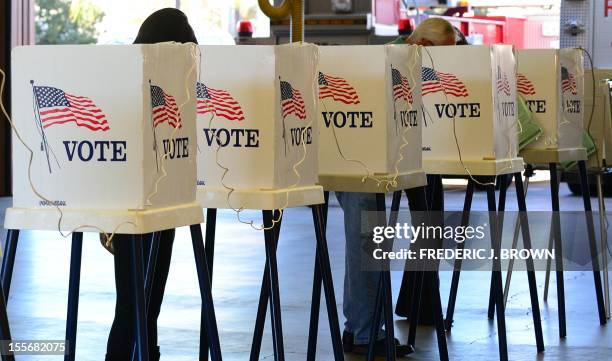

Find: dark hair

[133,8,198,44]
[454,26,468,45]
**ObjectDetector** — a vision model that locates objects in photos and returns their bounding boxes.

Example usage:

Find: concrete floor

[2,176,612,360]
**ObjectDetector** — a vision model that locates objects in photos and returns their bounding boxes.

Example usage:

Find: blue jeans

[335,191,384,344]
[336,188,429,344]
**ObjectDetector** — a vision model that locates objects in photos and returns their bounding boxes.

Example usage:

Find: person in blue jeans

[339,18,455,356]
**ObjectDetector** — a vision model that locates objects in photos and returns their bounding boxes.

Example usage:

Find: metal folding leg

[144,233,160,309]
[131,233,160,361]
[429,271,449,361]
[367,193,396,361]
[130,235,149,361]
[488,175,509,319]
[513,173,545,352]
[485,182,508,361]
[549,163,567,337]
[387,191,421,350]
[1,230,19,301]
[504,169,532,305]
[543,226,554,302]
[65,232,83,361]
[595,174,610,318]
[310,204,344,361]
[0,282,14,361]
[205,209,217,279]
[190,224,223,361]
[578,161,607,325]
[249,211,282,361]
[307,229,323,361]
[198,208,218,361]
[445,180,475,330]
[262,210,285,361]
[307,192,345,361]
[402,187,448,361]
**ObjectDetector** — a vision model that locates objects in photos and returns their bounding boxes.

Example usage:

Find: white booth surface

[517,48,587,164]
[422,45,523,176]
[196,44,323,210]
[317,45,426,193]
[5,44,203,234]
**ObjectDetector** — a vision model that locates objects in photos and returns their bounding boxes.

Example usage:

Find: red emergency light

[237,20,254,37]
[398,18,415,36]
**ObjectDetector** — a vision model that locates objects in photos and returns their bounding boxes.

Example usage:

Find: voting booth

[5,44,203,233]
[196,44,323,210]
[517,48,586,163]
[317,45,426,193]
[422,45,523,175]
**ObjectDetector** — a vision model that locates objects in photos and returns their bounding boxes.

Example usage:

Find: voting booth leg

[1,230,19,300]
[444,180,475,330]
[307,193,342,361]
[198,208,217,361]
[429,272,449,361]
[487,175,509,320]
[578,161,607,325]
[549,163,567,338]
[513,173,545,352]
[595,174,610,319]
[144,233,160,310]
[387,191,421,349]
[205,209,217,279]
[263,210,285,361]
[190,224,223,361]
[130,235,149,361]
[312,204,344,360]
[485,183,508,361]
[249,211,282,361]
[64,232,83,361]
[404,187,448,360]
[306,247,322,361]
[131,233,160,361]
[367,193,396,361]
[367,276,384,361]
[0,282,14,361]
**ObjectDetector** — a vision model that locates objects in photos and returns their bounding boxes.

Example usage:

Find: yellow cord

[0,67,136,244]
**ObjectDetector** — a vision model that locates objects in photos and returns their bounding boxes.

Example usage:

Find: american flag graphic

[34,86,109,131]
[561,67,577,95]
[196,82,245,121]
[151,85,181,128]
[318,72,360,104]
[391,67,413,104]
[516,73,536,95]
[280,80,306,120]
[421,67,468,97]
[496,70,512,96]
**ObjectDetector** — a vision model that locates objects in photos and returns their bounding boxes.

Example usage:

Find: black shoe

[342,330,354,352]
[152,346,160,361]
[342,331,414,357]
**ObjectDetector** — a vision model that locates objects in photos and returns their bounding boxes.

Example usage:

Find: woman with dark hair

[104,8,198,361]
[454,26,469,45]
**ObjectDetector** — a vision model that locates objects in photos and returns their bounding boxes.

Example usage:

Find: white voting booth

[422,45,523,176]
[196,44,323,210]
[517,48,586,163]
[5,44,203,233]
[317,45,426,193]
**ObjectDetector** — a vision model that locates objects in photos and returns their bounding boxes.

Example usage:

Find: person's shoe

[151,346,160,361]
[342,330,354,352]
[342,331,414,357]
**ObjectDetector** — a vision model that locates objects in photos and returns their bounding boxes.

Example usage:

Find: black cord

[579,47,596,136]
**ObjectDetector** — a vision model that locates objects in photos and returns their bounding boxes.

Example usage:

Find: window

[35,0,270,45]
